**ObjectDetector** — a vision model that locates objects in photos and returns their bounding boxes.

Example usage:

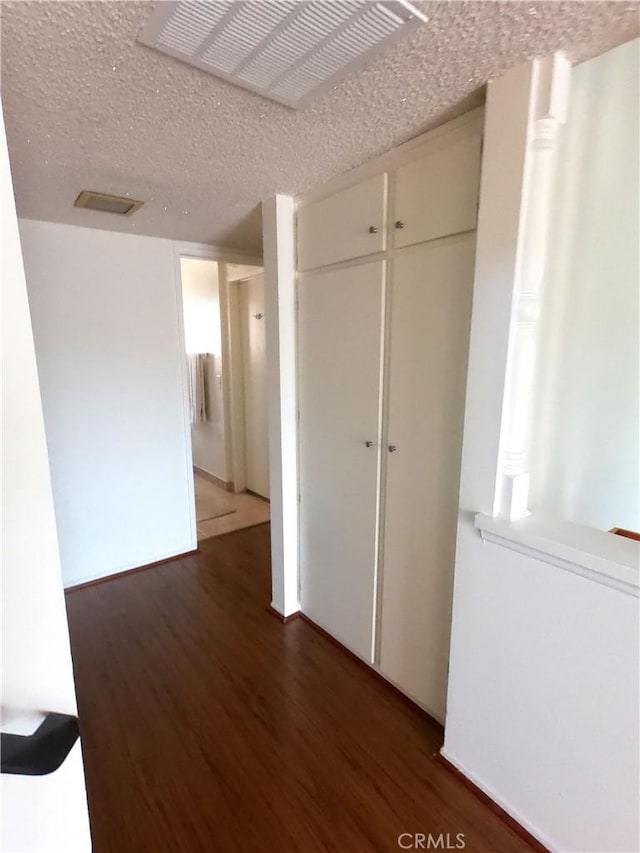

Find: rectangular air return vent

[74,190,144,216]
[138,1,428,108]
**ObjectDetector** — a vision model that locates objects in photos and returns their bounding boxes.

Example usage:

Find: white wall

[262,196,300,617]
[18,219,197,587]
[530,39,640,532]
[445,526,639,852]
[1,109,91,851]
[181,257,228,482]
[444,47,639,853]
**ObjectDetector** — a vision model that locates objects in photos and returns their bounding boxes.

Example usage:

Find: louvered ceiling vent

[138,1,428,109]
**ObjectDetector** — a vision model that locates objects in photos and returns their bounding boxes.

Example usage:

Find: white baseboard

[193,465,234,492]
[439,747,556,851]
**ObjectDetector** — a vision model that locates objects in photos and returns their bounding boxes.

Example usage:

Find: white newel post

[497,53,571,521]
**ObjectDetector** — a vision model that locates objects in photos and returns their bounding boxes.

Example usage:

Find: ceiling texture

[1,1,638,253]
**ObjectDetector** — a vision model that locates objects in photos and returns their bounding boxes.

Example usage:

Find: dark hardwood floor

[65,524,533,853]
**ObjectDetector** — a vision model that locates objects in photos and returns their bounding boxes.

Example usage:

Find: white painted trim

[439,748,556,852]
[216,261,237,488]
[62,544,196,589]
[227,268,264,282]
[454,66,535,520]
[220,263,262,494]
[172,241,262,265]
[296,106,484,209]
[171,246,198,551]
[263,195,300,617]
[227,269,267,493]
[475,513,640,597]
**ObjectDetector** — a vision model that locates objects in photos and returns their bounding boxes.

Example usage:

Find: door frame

[172,244,262,545]
[220,262,264,494]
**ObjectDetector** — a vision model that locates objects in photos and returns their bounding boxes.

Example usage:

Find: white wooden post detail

[497,53,571,521]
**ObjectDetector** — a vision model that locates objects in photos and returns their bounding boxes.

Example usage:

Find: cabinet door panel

[297,174,386,271]
[393,133,481,249]
[298,260,385,662]
[379,235,475,719]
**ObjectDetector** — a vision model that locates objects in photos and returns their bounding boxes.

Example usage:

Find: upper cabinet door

[393,132,482,249]
[297,173,387,271]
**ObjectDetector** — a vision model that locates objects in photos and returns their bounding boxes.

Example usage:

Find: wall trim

[437,752,550,852]
[267,605,301,623]
[610,527,640,542]
[64,548,199,593]
[172,244,199,551]
[300,613,444,735]
[269,598,301,620]
[475,513,640,597]
[193,465,234,492]
[173,241,262,265]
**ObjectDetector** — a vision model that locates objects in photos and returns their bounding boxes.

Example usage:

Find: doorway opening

[179,256,270,541]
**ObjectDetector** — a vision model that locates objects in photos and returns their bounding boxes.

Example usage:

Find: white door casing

[240,275,270,499]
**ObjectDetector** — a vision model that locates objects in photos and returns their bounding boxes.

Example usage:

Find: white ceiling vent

[138,1,428,108]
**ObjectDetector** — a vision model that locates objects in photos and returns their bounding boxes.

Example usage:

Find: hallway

[194,472,270,540]
[65,525,534,853]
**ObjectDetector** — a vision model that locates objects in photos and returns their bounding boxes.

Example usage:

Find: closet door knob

[365,440,374,448]
[388,444,397,453]
[368,225,378,234]
[394,220,405,229]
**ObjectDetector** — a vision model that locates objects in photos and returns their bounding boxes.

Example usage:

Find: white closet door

[298,260,385,662]
[240,276,270,498]
[379,234,475,720]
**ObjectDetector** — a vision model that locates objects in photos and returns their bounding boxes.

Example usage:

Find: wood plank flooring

[65,524,534,853]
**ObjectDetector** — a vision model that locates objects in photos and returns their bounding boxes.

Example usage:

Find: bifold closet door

[298,260,385,662]
[379,234,476,720]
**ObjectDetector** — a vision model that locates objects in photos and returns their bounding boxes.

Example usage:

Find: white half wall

[18,218,197,587]
[180,257,228,482]
[530,39,640,532]
[1,109,91,852]
[445,523,639,853]
[444,47,640,853]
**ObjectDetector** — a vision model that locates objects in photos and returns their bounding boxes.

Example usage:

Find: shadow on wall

[210,204,263,254]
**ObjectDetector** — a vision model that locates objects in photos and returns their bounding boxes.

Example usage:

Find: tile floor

[195,474,270,541]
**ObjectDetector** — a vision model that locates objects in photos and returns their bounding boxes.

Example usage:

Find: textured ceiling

[1,1,638,252]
